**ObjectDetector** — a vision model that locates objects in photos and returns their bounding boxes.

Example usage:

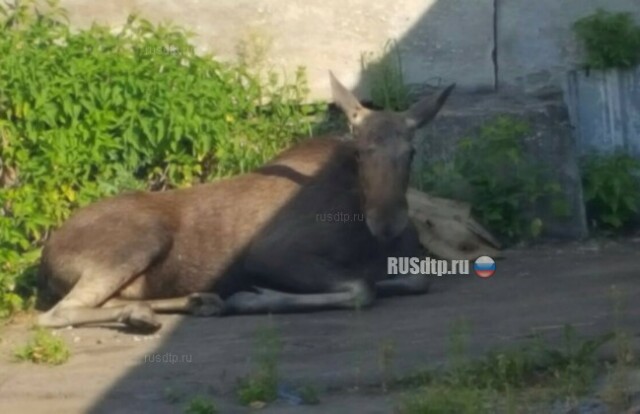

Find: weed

[540,325,613,398]
[391,369,437,390]
[573,9,640,70]
[350,294,368,391]
[397,323,614,413]
[600,286,636,411]
[235,27,274,71]
[416,116,565,242]
[184,396,218,414]
[361,39,410,111]
[14,327,70,365]
[398,385,490,414]
[581,153,640,231]
[164,386,185,404]
[236,322,281,405]
[379,339,397,392]
[297,384,321,405]
[447,317,472,384]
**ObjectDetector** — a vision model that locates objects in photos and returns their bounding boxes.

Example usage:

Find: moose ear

[329,71,370,127]
[404,83,456,129]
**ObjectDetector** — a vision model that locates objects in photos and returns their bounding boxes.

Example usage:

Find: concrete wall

[59,0,493,101]
[57,0,640,100]
[498,0,640,97]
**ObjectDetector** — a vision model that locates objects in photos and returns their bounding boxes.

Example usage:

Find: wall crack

[492,0,499,91]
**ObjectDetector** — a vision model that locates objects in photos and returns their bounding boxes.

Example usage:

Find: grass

[297,384,321,405]
[379,339,397,392]
[13,327,70,365]
[164,386,186,404]
[234,321,321,406]
[398,385,490,414]
[599,286,637,411]
[361,39,410,111]
[183,396,218,414]
[394,322,616,414]
[236,322,281,406]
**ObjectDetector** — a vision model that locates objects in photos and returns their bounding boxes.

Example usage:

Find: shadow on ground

[1,238,639,413]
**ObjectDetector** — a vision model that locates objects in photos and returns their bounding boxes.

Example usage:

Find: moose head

[330,72,455,242]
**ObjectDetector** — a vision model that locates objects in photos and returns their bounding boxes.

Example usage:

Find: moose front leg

[223,281,374,315]
[235,246,379,315]
[374,275,431,298]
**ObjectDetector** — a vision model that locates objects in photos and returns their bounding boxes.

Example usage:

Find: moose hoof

[122,303,162,332]
[187,293,224,317]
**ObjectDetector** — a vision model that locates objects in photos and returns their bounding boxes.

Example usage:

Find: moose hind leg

[38,301,160,331]
[38,239,170,330]
[38,267,160,331]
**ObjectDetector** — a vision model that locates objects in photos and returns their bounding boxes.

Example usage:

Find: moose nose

[365,210,409,242]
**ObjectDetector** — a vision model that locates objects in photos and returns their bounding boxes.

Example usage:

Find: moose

[37,73,455,331]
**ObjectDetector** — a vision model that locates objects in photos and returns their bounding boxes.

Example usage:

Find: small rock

[249,401,267,410]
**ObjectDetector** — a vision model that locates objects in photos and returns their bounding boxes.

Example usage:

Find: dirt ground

[0,238,639,414]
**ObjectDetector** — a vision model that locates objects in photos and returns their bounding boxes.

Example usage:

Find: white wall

[58,0,640,100]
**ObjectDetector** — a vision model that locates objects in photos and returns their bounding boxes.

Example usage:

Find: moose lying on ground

[37,73,455,331]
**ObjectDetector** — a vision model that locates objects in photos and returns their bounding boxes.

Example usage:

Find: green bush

[573,9,640,70]
[0,0,320,317]
[415,116,563,242]
[581,153,640,230]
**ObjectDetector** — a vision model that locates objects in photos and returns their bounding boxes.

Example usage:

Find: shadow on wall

[353,0,496,102]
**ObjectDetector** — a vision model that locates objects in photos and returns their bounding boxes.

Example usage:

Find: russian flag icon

[474,256,496,278]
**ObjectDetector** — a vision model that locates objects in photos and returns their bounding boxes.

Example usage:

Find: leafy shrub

[0,0,320,317]
[573,9,640,70]
[581,153,640,230]
[416,116,562,242]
